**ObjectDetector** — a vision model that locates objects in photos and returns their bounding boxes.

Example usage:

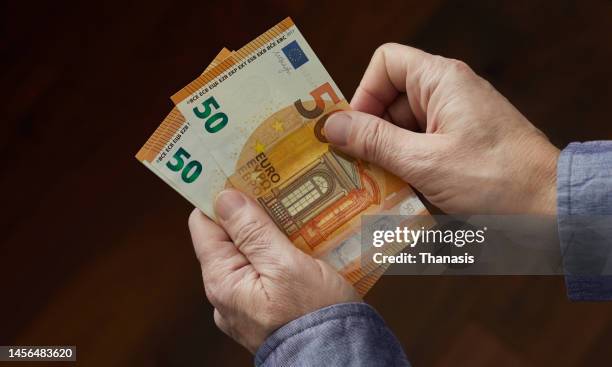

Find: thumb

[324,110,438,181]
[214,189,306,270]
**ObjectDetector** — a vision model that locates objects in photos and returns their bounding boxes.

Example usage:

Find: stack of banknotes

[136,17,431,295]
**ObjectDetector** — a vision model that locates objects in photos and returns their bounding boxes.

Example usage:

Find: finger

[214,189,304,269]
[188,208,249,286]
[324,110,443,181]
[350,43,439,126]
[384,93,421,131]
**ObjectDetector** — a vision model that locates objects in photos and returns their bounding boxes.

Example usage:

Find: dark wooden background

[2,0,612,365]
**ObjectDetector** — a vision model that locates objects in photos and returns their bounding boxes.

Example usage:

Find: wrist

[526,141,560,215]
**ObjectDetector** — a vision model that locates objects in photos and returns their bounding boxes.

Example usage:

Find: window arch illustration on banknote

[258,150,381,250]
[278,170,335,217]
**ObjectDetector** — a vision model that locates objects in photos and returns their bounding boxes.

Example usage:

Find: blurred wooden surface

[2,0,612,365]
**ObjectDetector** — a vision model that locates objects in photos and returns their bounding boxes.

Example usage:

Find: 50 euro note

[137,17,433,295]
[136,47,233,208]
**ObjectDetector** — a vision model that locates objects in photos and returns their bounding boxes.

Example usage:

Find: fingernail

[215,190,246,221]
[324,112,352,145]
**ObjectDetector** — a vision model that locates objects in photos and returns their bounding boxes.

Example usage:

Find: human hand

[188,189,360,353]
[325,43,560,215]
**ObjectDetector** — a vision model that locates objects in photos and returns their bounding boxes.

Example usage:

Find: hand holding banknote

[189,42,563,355]
[139,17,563,359]
[326,43,560,215]
[139,19,432,297]
[189,189,360,353]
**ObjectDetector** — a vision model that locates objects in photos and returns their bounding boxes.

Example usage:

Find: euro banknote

[136,48,232,207]
[136,17,432,294]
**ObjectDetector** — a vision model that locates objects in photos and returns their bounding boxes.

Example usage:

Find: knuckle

[475,75,496,94]
[378,42,398,52]
[360,117,389,162]
[233,219,271,251]
[373,43,386,57]
[372,42,398,60]
[445,58,473,76]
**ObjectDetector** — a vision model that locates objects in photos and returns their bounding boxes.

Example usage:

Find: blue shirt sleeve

[557,141,612,301]
[255,302,410,367]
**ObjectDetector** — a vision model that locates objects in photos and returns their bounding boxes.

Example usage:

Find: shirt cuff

[255,302,410,367]
[557,141,612,301]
